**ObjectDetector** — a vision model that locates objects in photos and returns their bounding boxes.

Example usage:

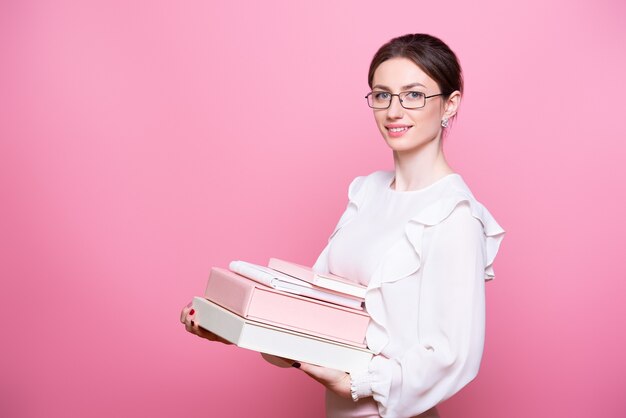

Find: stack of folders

[191,258,374,373]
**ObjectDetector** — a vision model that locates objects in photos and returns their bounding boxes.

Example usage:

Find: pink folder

[204,267,370,347]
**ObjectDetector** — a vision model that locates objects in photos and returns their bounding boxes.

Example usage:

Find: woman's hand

[180,302,232,345]
[294,362,352,400]
[260,354,351,399]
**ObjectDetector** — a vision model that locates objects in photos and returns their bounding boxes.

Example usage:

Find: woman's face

[370,57,452,153]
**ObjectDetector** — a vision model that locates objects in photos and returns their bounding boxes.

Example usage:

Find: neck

[391,136,454,191]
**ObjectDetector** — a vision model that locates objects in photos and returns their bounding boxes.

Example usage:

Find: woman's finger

[297,361,324,376]
[181,305,232,345]
[194,325,219,341]
[297,362,348,385]
[184,308,196,332]
[294,362,330,387]
[187,314,232,344]
[180,302,193,323]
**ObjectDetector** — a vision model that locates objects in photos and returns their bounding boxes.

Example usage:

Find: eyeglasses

[364,90,447,109]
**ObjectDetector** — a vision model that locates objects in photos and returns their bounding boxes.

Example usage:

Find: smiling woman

[180,33,505,418]
[300,34,504,418]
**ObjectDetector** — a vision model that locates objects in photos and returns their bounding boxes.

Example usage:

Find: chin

[384,137,432,154]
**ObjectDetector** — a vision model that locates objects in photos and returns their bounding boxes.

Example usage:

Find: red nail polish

[189,309,195,315]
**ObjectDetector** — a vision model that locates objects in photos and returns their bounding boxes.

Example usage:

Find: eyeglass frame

[364,90,449,109]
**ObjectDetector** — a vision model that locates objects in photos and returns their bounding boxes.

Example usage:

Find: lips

[385,124,413,132]
[387,126,411,133]
[385,124,412,138]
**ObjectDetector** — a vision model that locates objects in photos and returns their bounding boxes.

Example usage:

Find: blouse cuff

[349,355,395,401]
[349,368,375,399]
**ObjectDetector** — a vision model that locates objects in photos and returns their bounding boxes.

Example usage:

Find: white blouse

[312,170,505,418]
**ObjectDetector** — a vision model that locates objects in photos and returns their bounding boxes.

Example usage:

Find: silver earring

[441,118,449,128]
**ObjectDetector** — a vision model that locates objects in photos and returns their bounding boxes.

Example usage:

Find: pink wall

[1,0,625,417]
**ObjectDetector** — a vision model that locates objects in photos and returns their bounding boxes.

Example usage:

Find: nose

[387,95,404,118]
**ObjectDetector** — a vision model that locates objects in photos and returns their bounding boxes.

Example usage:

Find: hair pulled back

[368,34,463,99]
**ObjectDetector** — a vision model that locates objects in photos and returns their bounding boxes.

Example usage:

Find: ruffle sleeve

[363,188,506,354]
[351,188,506,417]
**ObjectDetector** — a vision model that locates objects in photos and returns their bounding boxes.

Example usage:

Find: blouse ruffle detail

[358,172,505,355]
[313,171,506,418]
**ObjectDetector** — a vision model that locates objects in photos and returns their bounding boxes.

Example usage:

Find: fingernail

[189,309,195,315]
[292,362,301,368]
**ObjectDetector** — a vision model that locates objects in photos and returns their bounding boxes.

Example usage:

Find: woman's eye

[374,92,390,100]
[406,91,423,99]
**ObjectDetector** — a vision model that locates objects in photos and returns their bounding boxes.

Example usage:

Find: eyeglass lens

[368,91,425,109]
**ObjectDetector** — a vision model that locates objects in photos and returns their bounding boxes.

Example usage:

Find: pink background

[1,0,625,417]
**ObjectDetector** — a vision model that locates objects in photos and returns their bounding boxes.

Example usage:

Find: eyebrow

[372,82,426,91]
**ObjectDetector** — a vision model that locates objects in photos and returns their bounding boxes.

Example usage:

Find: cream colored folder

[192,297,374,373]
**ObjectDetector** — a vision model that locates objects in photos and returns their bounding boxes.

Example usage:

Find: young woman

[181,33,505,418]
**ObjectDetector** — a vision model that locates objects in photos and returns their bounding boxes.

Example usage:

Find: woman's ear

[443,90,462,119]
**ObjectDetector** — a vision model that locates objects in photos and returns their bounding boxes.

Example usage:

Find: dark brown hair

[368,33,463,100]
